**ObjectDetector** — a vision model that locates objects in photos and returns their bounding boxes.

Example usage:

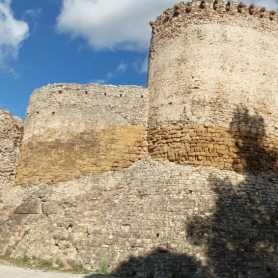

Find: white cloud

[56,0,278,52]
[133,56,148,74]
[93,79,107,84]
[93,60,127,84]
[23,8,42,19]
[106,61,127,79]
[56,0,179,51]
[0,0,29,71]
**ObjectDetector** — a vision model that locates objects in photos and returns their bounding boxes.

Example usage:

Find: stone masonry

[0,110,23,222]
[15,84,148,185]
[1,1,278,277]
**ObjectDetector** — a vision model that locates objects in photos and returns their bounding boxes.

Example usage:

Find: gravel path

[0,264,116,278]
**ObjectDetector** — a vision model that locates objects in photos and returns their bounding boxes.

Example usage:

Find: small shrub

[39,258,52,268]
[74,263,85,272]
[101,261,109,274]
[55,258,64,268]
[22,254,30,262]
[3,247,12,258]
[32,255,37,260]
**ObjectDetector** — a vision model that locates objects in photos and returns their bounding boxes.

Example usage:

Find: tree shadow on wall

[86,107,278,278]
[83,250,200,277]
[229,107,278,174]
[187,107,278,277]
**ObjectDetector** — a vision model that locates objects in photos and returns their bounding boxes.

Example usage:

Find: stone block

[42,202,58,215]
[14,199,41,214]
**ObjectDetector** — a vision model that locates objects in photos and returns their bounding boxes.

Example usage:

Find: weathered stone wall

[1,160,278,277]
[1,1,278,277]
[15,84,148,185]
[148,125,278,173]
[0,109,23,221]
[148,0,278,132]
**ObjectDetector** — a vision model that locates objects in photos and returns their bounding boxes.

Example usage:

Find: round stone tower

[147,0,278,172]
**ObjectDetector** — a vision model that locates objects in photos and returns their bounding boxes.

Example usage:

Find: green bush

[3,247,12,258]
[22,254,30,262]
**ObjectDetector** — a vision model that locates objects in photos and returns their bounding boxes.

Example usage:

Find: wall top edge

[0,108,24,122]
[0,108,11,115]
[150,1,278,28]
[39,83,146,90]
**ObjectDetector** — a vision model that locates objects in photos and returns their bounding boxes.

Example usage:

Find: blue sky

[1,0,277,120]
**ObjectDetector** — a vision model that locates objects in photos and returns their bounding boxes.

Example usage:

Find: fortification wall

[148,0,278,174]
[1,160,278,277]
[15,84,149,185]
[0,110,23,220]
[1,1,278,277]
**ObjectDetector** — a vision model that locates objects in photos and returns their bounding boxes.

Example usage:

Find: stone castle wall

[1,1,278,277]
[2,160,278,277]
[0,110,23,221]
[15,83,148,185]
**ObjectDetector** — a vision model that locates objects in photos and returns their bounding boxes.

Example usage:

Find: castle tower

[147,0,278,172]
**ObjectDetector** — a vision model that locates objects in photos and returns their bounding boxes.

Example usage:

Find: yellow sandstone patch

[15,126,146,186]
[148,125,278,173]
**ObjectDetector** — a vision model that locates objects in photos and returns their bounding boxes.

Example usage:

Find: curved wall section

[147,1,278,173]
[15,84,149,185]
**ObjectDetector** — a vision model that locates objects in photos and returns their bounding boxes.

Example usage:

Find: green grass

[39,258,53,268]
[101,261,109,274]
[4,247,12,258]
[0,247,12,259]
[55,258,64,268]
[0,252,100,276]
[74,263,86,272]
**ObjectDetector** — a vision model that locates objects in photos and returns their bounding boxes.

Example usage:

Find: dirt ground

[0,263,117,278]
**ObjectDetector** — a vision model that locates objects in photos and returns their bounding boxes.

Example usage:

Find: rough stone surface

[148,1,278,136]
[24,83,148,139]
[1,160,278,277]
[148,125,278,173]
[15,84,148,185]
[1,1,278,278]
[0,109,23,222]
[14,199,41,214]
